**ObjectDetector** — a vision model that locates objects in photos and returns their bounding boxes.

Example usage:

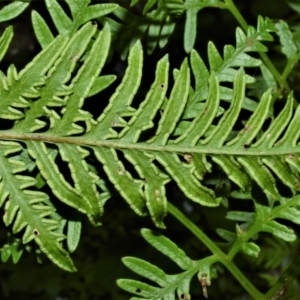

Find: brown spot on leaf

[199,273,209,299]
[117,168,124,175]
[245,125,251,132]
[184,154,192,163]
[246,37,256,47]
[33,229,39,236]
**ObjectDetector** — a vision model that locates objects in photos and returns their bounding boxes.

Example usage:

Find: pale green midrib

[0,131,298,156]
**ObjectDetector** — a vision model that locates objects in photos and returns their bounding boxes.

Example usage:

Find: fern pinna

[1,0,300,299]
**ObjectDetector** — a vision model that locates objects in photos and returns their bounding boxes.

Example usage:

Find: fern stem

[2,131,300,156]
[223,0,248,31]
[167,202,265,299]
[223,0,290,92]
[226,216,263,261]
[167,202,222,255]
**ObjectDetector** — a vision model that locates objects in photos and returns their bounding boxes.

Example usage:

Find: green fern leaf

[0,26,13,63]
[184,0,212,53]
[186,18,275,114]
[141,228,192,269]
[78,3,118,25]
[117,228,217,299]
[248,201,297,242]
[0,0,31,23]
[65,0,88,17]
[26,141,94,215]
[45,0,73,35]
[99,3,179,58]
[32,0,117,48]
[143,0,158,14]
[67,219,82,253]
[0,233,23,264]
[0,34,68,120]
[0,28,297,222]
[31,10,55,49]
[129,1,276,53]
[89,39,143,139]
[184,2,276,53]
[0,141,76,272]
[13,23,97,132]
[275,20,298,59]
[217,192,300,262]
[2,15,300,271]
[87,75,116,98]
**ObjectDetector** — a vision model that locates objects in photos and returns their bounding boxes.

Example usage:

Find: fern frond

[0,23,115,269]
[128,1,277,54]
[0,34,70,120]
[217,191,300,264]
[190,16,277,109]
[0,233,23,264]
[99,0,185,59]
[117,228,217,300]
[31,0,118,48]
[23,23,113,222]
[0,141,75,272]
[1,16,300,270]
[66,219,82,253]
[275,20,298,60]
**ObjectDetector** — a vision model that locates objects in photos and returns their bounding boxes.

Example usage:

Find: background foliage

[1,0,300,299]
